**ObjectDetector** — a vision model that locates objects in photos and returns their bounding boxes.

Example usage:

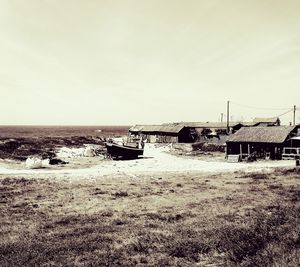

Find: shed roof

[240,122,258,127]
[129,124,185,134]
[177,122,241,128]
[227,126,296,143]
[253,117,279,123]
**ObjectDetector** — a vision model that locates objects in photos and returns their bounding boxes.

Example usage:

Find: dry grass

[0,168,299,266]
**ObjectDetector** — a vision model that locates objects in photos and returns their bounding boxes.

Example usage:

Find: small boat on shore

[105,139,144,160]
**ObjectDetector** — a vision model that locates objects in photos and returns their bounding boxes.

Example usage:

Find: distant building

[226,125,300,160]
[129,122,242,144]
[177,122,243,144]
[236,117,281,127]
[129,124,197,143]
[177,122,242,133]
[252,117,280,126]
[129,118,285,145]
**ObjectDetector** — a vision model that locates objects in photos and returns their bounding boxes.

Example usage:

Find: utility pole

[227,100,230,134]
[293,105,296,126]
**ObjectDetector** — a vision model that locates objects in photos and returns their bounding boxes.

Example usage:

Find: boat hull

[105,142,144,159]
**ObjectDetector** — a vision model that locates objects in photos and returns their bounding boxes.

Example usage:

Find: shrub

[241,173,269,180]
[215,205,299,266]
[112,191,129,197]
[167,238,211,262]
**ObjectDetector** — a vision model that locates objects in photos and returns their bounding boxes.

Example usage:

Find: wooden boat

[105,142,144,159]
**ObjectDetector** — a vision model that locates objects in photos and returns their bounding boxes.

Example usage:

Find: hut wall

[227,142,283,160]
[157,135,178,143]
[142,133,178,143]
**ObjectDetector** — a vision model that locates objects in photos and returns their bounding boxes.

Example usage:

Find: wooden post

[227,101,230,134]
[240,144,242,155]
[248,144,250,156]
[293,105,296,126]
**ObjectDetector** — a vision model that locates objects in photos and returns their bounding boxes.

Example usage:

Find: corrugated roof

[227,126,296,143]
[129,124,185,133]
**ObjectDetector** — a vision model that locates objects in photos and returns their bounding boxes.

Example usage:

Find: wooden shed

[226,125,300,160]
[129,124,197,143]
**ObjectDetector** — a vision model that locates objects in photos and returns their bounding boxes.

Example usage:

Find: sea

[0,125,130,138]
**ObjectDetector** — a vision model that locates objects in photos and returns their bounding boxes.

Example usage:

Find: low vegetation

[0,169,299,266]
[0,136,106,161]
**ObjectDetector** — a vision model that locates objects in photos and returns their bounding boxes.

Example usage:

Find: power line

[276,109,293,118]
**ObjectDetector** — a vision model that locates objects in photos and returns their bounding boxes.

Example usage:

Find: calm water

[0,126,130,138]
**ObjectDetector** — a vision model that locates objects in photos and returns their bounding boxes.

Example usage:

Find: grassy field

[0,168,299,266]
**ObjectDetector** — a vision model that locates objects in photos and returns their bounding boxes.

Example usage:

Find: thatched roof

[129,124,185,134]
[227,126,296,143]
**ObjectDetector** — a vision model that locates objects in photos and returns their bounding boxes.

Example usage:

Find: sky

[0,0,299,125]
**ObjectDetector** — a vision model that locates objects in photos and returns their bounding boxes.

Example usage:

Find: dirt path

[0,144,295,177]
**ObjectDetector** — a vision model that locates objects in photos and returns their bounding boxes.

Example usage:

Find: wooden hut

[226,125,300,160]
[129,124,197,143]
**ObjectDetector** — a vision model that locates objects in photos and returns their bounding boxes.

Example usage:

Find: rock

[49,158,68,165]
[98,154,105,160]
[25,157,43,169]
[83,146,95,157]
[56,147,85,158]
[42,158,50,167]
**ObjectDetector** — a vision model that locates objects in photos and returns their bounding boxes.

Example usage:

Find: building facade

[226,125,300,160]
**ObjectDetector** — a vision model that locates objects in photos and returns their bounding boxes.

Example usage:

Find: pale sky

[0,0,299,125]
